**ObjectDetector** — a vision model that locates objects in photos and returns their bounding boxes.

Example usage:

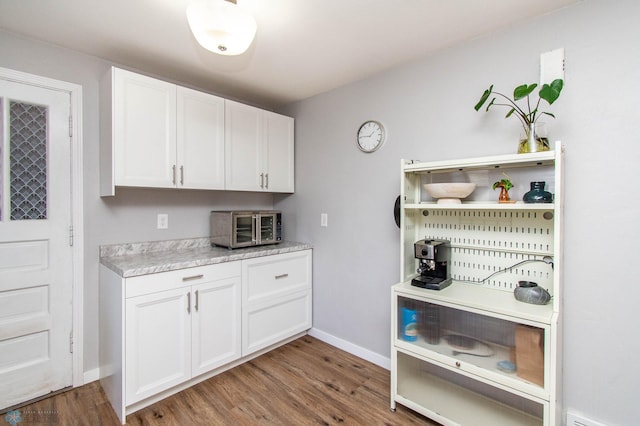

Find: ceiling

[0,0,578,108]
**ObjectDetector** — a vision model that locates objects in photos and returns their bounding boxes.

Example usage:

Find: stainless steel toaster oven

[210,210,282,248]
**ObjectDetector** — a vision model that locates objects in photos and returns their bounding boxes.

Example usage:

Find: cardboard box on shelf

[514,324,545,386]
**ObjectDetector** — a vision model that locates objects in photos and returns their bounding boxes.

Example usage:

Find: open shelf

[404,151,556,175]
[405,202,555,210]
[394,280,554,324]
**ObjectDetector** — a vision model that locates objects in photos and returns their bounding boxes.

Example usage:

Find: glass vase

[523,181,553,203]
[518,122,550,154]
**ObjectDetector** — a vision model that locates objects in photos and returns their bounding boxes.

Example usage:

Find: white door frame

[0,66,84,387]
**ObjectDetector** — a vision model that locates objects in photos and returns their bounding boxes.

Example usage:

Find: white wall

[277,0,640,424]
[0,31,275,377]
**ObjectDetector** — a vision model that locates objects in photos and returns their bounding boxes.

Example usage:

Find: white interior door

[0,80,73,409]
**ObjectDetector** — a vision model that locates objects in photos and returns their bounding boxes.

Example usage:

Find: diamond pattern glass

[9,101,48,220]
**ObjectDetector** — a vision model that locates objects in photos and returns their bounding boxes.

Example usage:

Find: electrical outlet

[320,213,328,227]
[157,213,168,229]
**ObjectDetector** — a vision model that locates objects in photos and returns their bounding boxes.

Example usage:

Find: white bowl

[423,183,476,204]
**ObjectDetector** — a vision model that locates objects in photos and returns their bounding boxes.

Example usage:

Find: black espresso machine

[411,239,452,290]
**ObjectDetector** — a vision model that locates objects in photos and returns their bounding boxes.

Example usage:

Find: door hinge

[69,115,73,138]
[69,332,74,353]
[69,225,74,246]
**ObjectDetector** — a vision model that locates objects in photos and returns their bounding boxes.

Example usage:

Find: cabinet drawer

[243,289,311,356]
[126,261,241,298]
[242,250,311,304]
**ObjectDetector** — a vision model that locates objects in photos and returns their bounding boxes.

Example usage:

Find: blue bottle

[401,307,418,341]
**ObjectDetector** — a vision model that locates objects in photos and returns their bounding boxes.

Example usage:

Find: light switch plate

[320,213,328,227]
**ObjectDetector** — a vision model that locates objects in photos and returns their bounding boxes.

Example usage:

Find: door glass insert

[8,100,48,220]
[234,215,253,244]
[397,296,546,388]
[259,215,274,241]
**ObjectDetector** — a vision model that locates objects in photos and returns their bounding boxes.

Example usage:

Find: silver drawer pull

[182,274,204,282]
[275,273,289,280]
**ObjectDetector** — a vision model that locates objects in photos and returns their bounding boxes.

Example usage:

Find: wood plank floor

[12,336,438,425]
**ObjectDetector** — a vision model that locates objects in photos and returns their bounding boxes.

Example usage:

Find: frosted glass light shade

[187,0,257,56]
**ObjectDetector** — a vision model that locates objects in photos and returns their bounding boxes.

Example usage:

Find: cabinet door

[242,250,312,355]
[125,288,191,405]
[191,277,241,377]
[264,111,294,193]
[113,68,177,188]
[224,100,263,191]
[177,87,225,190]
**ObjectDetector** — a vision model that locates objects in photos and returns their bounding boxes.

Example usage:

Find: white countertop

[100,238,312,278]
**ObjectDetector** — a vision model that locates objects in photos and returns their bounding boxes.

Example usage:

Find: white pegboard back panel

[417,209,554,254]
[413,209,555,292]
[451,247,554,293]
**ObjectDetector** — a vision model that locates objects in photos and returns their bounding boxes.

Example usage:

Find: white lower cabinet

[100,249,312,424]
[241,250,313,355]
[124,264,241,405]
[125,287,192,404]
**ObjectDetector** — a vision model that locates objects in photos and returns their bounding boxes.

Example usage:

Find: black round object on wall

[394,195,401,228]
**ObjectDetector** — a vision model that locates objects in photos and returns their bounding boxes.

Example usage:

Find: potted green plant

[474,79,563,153]
[493,174,514,203]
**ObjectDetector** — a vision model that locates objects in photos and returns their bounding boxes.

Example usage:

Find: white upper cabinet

[264,111,295,193]
[110,68,177,191]
[101,67,225,195]
[225,100,294,193]
[177,86,225,190]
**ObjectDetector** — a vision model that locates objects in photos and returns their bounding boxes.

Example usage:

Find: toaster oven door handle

[252,214,258,244]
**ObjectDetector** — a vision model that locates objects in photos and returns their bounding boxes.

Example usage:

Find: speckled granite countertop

[100,237,312,278]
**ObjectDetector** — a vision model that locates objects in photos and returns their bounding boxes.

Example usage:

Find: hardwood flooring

[11,336,437,425]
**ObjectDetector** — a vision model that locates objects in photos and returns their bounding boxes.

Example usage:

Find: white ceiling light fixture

[186,0,257,56]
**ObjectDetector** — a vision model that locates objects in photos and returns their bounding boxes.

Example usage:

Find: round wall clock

[357,120,385,153]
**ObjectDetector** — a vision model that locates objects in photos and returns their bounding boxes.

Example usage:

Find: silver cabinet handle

[182,274,204,282]
[260,173,264,188]
[180,165,184,185]
[172,165,176,185]
[265,173,269,189]
[187,291,191,314]
[275,273,289,280]
[195,290,199,312]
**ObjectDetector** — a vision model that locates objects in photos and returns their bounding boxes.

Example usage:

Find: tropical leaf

[514,84,537,100]
[539,79,563,105]
[474,85,494,111]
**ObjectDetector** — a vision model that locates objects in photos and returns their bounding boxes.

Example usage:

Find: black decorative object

[523,181,553,203]
[514,281,551,305]
[394,195,401,228]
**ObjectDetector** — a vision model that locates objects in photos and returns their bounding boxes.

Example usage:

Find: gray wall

[0,32,275,377]
[277,0,640,424]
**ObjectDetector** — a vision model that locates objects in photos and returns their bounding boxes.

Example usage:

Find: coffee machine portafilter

[411,239,452,290]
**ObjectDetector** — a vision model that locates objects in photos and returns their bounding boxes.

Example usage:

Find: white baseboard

[83,367,100,384]
[308,327,390,370]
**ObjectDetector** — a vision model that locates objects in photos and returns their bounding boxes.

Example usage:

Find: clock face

[357,120,385,153]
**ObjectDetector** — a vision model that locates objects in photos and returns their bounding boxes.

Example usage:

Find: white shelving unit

[391,149,563,426]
